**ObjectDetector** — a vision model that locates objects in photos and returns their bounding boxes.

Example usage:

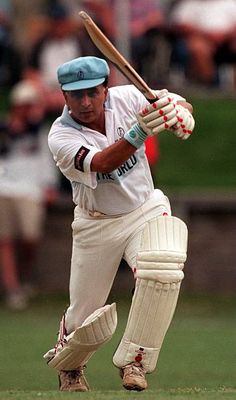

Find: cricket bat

[78,11,157,102]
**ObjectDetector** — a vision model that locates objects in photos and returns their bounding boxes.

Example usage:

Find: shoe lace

[125,363,145,378]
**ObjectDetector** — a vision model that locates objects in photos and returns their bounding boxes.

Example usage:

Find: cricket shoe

[58,367,90,392]
[120,362,147,391]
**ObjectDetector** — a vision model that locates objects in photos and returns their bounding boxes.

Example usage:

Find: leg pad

[44,303,117,370]
[113,216,188,372]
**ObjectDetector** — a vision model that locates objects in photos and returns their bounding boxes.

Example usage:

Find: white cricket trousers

[65,189,171,333]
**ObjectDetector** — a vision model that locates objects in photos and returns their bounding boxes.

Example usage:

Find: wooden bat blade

[79,11,156,101]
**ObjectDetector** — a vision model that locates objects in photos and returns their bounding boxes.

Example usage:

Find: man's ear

[62,91,67,101]
[104,86,108,99]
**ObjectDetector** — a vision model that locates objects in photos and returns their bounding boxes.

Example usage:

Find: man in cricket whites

[44,56,195,392]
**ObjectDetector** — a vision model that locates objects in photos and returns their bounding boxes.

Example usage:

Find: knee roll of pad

[113,216,188,373]
[137,215,187,282]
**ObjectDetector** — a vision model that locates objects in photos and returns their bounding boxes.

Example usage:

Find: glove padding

[169,104,195,140]
[137,92,178,136]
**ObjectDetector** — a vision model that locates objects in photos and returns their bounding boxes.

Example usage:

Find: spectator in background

[169,0,236,87]
[0,6,23,90]
[24,1,84,118]
[0,80,58,310]
[79,0,169,86]
[59,0,123,87]
[129,0,168,85]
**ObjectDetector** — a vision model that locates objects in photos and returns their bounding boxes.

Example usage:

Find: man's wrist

[124,123,147,148]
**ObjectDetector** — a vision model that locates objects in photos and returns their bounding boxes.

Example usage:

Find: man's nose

[81,93,92,106]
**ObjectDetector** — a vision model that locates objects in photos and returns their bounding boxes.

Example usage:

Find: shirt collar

[60,105,82,130]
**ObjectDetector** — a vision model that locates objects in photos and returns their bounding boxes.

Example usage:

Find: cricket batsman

[43,56,195,392]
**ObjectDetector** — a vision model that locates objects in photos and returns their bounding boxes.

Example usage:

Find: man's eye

[87,89,98,97]
[71,91,83,99]
[71,89,98,99]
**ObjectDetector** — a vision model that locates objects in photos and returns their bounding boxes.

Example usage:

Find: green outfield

[0,293,235,399]
[153,96,236,190]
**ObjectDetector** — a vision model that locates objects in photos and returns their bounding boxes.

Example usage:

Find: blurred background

[0,0,236,306]
[0,0,235,312]
[0,0,235,306]
[0,0,236,393]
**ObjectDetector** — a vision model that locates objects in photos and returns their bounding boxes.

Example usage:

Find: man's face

[63,84,108,127]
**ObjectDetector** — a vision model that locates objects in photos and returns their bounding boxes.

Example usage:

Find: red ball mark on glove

[177,116,183,123]
[164,123,169,128]
[168,97,172,102]
[159,109,164,115]
[162,212,169,216]
[142,107,149,114]
[163,115,168,122]
[152,103,157,109]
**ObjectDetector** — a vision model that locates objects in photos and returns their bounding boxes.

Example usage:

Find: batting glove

[124,90,178,148]
[137,93,178,136]
[169,104,195,140]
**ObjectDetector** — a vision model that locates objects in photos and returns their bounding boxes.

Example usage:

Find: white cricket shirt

[48,85,184,215]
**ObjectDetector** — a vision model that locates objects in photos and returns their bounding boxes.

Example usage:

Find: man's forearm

[90,138,137,173]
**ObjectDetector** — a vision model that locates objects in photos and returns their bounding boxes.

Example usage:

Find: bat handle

[148,97,158,104]
[145,89,158,104]
[147,88,169,103]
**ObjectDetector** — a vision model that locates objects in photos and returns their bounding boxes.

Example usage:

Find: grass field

[0,293,235,399]
[153,96,236,191]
